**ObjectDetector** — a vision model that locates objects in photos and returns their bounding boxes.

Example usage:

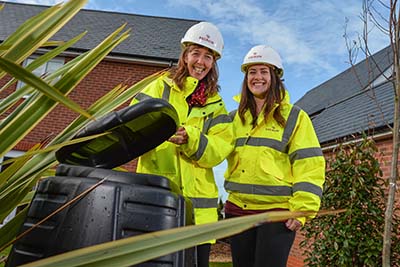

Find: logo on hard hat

[248,52,262,59]
[198,34,215,45]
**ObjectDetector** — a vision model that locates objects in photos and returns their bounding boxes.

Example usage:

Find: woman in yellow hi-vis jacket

[130,22,233,267]
[224,45,325,267]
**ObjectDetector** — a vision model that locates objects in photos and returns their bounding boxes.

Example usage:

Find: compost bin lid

[55,98,179,169]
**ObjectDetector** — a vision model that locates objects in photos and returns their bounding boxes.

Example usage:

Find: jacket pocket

[259,148,288,183]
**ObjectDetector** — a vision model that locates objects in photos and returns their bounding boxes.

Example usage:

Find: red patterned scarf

[187,81,207,107]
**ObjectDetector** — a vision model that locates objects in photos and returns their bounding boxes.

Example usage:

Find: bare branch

[369,0,391,34]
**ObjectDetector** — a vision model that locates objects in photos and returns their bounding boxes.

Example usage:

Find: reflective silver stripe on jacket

[229,109,237,120]
[236,137,287,153]
[135,92,152,101]
[289,147,323,164]
[293,182,323,198]
[202,114,214,134]
[190,133,208,160]
[203,114,231,134]
[134,81,170,101]
[282,105,300,143]
[190,197,219,208]
[224,180,292,196]
[224,180,322,198]
[234,105,321,162]
[162,81,171,101]
[234,106,301,153]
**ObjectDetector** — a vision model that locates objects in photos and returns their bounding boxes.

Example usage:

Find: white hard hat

[241,45,284,77]
[181,22,224,59]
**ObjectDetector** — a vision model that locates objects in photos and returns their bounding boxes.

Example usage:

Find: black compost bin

[6,98,195,267]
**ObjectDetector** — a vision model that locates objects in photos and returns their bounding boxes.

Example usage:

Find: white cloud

[3,0,62,5]
[165,1,322,69]
[166,0,389,80]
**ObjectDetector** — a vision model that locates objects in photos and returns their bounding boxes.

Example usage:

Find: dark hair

[169,44,220,96]
[238,65,286,127]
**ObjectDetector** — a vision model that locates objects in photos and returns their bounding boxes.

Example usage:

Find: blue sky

[5,0,390,109]
[5,0,390,200]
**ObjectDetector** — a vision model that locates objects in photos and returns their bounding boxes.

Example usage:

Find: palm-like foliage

[0,0,145,255]
[0,1,334,266]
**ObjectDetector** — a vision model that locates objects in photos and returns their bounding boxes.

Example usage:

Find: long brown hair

[238,65,286,127]
[169,44,220,96]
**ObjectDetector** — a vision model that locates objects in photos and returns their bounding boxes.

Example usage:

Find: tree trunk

[383,10,400,264]
[383,85,399,266]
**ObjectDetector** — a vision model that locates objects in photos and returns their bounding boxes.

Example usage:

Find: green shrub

[301,137,400,266]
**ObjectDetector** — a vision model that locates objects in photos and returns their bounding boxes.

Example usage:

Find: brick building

[1,2,398,266]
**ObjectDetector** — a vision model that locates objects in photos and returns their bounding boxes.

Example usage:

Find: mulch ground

[210,241,232,262]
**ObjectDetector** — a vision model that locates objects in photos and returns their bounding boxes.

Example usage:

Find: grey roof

[296,46,393,116]
[295,45,394,145]
[0,1,199,62]
[311,80,394,144]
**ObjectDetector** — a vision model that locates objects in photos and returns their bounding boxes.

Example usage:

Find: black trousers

[196,243,211,267]
[226,213,296,267]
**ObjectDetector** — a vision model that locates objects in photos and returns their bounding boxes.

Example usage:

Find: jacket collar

[164,75,222,104]
[163,74,198,94]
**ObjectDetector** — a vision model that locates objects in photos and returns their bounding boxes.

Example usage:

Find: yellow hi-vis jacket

[131,74,234,227]
[224,94,325,225]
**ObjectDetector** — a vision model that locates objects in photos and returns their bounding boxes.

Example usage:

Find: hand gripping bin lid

[56,98,179,169]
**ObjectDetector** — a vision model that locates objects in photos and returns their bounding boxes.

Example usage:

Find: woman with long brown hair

[224,45,325,267]
[131,22,233,267]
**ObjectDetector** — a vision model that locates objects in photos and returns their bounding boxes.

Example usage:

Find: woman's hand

[168,126,188,145]
[285,218,302,231]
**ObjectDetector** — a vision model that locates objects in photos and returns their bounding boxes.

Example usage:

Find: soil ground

[210,241,232,263]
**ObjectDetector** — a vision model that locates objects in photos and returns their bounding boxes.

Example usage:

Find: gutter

[321,130,393,152]
[35,48,177,67]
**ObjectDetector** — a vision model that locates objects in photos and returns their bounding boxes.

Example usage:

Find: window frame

[0,150,25,227]
[16,55,65,94]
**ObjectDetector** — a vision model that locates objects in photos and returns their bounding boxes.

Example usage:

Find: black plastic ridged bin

[6,99,195,267]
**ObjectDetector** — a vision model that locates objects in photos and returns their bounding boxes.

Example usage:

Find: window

[0,150,25,227]
[0,150,24,172]
[370,65,393,88]
[17,56,65,91]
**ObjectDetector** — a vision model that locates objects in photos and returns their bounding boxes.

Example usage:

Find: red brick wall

[288,135,400,267]
[1,56,165,171]
[288,232,306,267]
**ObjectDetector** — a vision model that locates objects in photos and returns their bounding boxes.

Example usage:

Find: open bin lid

[56,98,179,169]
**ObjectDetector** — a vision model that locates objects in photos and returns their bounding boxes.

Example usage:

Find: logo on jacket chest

[265,126,279,133]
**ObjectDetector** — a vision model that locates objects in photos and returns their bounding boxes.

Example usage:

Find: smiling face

[184,45,215,81]
[246,64,272,99]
